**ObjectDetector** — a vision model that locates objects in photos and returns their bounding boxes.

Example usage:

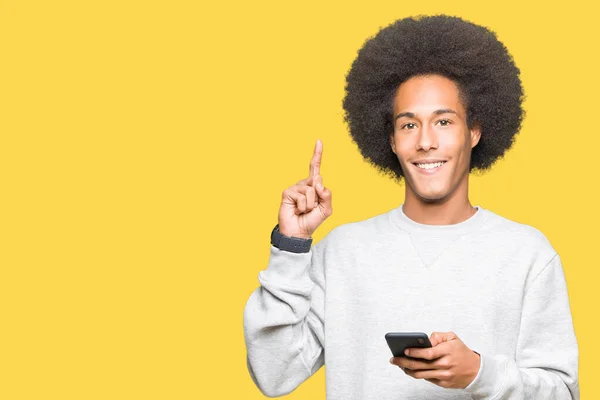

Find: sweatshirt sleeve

[464,254,579,399]
[243,241,326,398]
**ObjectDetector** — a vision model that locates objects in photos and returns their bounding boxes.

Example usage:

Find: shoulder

[484,209,552,244]
[482,208,558,264]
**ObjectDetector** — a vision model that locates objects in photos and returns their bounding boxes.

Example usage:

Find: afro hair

[342,14,525,182]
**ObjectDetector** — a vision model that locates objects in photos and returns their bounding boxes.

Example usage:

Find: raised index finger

[309,139,322,179]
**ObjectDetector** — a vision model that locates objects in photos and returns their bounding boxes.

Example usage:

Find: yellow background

[0,0,596,398]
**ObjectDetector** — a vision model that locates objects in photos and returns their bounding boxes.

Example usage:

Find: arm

[464,254,579,399]
[243,242,326,397]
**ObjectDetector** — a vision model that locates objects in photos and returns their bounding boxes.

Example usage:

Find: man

[243,15,579,399]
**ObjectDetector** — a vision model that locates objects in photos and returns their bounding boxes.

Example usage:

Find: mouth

[412,161,447,174]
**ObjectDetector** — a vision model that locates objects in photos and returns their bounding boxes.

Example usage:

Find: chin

[417,193,447,203]
[403,172,450,202]
[411,186,450,203]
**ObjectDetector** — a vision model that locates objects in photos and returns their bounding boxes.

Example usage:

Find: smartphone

[385,332,432,358]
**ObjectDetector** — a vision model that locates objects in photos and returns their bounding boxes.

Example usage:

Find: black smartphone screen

[385,332,432,358]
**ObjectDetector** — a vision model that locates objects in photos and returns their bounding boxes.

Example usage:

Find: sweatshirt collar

[390,203,489,236]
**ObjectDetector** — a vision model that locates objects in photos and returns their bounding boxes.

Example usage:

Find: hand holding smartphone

[385,332,432,358]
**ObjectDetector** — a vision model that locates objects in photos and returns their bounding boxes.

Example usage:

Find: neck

[403,178,475,225]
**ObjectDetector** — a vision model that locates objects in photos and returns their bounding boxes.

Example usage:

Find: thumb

[315,180,331,203]
[430,332,457,347]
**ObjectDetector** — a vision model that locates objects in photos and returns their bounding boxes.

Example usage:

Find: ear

[389,134,396,154]
[470,122,482,149]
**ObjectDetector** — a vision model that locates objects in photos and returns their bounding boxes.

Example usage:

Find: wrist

[471,351,481,380]
[278,225,311,239]
[271,224,312,253]
[280,231,311,239]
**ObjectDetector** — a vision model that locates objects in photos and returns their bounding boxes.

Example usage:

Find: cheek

[439,136,467,156]
[395,141,414,160]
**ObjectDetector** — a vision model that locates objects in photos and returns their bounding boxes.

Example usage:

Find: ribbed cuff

[463,353,507,399]
[258,245,314,287]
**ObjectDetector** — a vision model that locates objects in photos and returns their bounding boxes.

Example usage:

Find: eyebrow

[394,108,459,122]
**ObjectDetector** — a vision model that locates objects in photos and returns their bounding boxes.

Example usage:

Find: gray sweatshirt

[243,204,579,399]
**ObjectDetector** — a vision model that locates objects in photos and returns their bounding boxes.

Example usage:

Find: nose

[416,123,438,152]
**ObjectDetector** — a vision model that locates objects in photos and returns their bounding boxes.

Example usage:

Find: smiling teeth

[416,162,445,169]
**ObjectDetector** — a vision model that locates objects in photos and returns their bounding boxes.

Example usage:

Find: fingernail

[389,357,393,364]
[317,183,323,190]
[404,349,410,356]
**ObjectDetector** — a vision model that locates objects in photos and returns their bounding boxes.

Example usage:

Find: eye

[401,122,417,130]
[437,119,451,126]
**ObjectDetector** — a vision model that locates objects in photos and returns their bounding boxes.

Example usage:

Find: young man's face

[389,74,481,203]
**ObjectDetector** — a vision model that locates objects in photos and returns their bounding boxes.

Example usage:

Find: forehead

[393,74,465,115]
